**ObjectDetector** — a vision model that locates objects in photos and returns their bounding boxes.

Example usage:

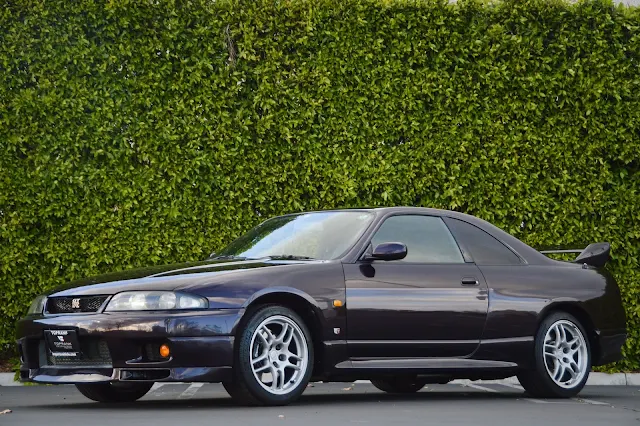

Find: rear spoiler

[540,242,611,268]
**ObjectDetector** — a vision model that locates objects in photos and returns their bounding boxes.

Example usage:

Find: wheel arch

[236,288,326,376]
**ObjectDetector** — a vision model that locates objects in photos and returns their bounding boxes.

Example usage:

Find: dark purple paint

[16,207,626,384]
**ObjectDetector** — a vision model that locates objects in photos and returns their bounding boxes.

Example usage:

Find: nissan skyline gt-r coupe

[17,207,626,405]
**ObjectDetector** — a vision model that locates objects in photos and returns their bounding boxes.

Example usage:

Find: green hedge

[1,0,639,371]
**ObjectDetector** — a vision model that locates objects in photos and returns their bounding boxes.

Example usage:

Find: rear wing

[540,242,611,268]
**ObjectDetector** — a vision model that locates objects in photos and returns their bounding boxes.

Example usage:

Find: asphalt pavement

[1,381,639,425]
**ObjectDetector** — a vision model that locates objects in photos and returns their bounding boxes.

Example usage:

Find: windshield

[214,211,375,260]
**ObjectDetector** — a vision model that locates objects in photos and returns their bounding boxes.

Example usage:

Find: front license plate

[44,329,81,356]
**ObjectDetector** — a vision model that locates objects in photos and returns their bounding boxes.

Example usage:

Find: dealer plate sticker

[44,329,80,355]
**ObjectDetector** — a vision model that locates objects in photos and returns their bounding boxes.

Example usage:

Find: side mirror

[366,242,408,261]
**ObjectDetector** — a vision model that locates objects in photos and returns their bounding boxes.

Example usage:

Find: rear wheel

[517,312,591,398]
[371,377,428,394]
[223,305,314,406]
[75,382,153,403]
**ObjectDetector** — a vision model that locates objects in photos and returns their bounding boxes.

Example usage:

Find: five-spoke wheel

[518,312,591,398]
[223,305,313,405]
[250,315,309,395]
[542,319,589,389]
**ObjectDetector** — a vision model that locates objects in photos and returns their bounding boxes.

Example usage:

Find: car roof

[283,206,482,221]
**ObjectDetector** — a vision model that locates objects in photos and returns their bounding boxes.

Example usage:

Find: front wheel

[517,312,591,398]
[371,377,428,394]
[75,382,153,403]
[224,305,314,406]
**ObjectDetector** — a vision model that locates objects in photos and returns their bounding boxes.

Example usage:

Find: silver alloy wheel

[543,319,588,389]
[249,315,309,395]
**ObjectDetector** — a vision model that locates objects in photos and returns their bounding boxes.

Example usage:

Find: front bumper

[16,309,243,384]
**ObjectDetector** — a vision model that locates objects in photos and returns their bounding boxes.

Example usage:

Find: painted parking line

[178,383,204,399]
[459,382,499,393]
[497,382,524,391]
[499,382,612,406]
[148,383,167,395]
[147,382,190,397]
[572,397,610,406]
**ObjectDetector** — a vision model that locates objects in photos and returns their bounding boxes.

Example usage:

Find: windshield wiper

[266,254,316,260]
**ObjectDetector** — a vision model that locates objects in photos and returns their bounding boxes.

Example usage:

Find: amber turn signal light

[159,344,171,358]
[332,300,343,307]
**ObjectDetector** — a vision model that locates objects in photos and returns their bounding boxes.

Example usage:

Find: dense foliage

[1,0,638,371]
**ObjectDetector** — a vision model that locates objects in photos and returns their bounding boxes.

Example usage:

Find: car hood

[47,258,316,298]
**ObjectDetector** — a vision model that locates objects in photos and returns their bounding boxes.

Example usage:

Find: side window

[445,218,522,265]
[371,215,464,263]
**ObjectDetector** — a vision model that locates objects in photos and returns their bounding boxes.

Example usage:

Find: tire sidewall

[534,312,591,397]
[236,305,314,405]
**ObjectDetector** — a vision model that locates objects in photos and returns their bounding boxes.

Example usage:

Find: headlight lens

[27,295,47,315]
[105,291,208,311]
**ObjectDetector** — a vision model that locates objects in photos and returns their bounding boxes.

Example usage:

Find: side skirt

[320,358,518,382]
[319,337,533,381]
[335,358,518,370]
[471,336,535,370]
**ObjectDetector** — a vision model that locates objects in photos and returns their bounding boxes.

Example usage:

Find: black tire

[223,305,314,406]
[371,377,428,394]
[517,311,591,398]
[75,382,153,403]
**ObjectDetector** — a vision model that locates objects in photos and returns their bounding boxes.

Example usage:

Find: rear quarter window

[444,218,523,265]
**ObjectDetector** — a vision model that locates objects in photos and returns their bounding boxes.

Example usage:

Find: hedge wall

[0,0,639,370]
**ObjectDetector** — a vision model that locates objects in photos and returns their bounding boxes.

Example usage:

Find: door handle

[461,277,479,286]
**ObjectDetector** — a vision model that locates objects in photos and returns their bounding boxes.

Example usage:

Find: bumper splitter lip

[23,366,233,384]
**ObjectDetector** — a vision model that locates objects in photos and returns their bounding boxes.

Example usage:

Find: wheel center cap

[269,349,278,361]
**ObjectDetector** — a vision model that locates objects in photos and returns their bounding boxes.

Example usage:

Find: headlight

[27,295,47,315]
[104,291,208,311]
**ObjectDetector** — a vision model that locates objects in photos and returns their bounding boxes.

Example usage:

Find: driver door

[344,214,488,358]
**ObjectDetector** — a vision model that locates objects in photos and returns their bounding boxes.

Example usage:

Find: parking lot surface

[1,381,639,425]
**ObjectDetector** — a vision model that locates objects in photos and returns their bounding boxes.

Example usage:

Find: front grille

[46,296,109,313]
[40,339,112,366]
